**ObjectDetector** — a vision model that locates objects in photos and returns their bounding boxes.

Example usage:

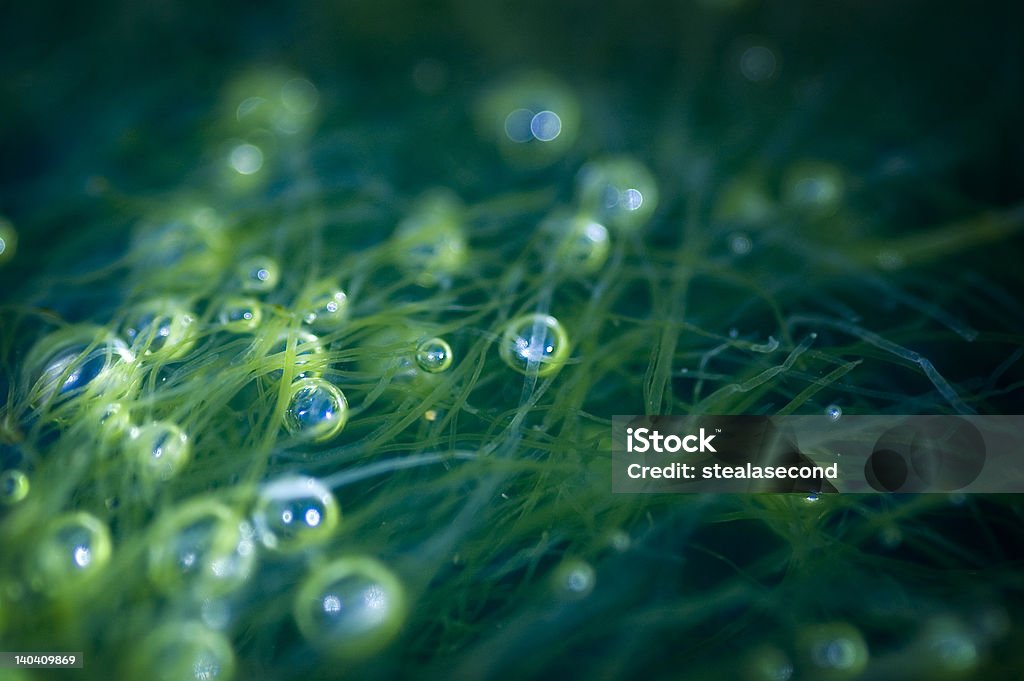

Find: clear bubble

[217,297,263,332]
[499,314,571,377]
[33,512,112,595]
[228,143,263,175]
[393,190,467,286]
[577,157,659,232]
[826,405,842,421]
[253,476,340,552]
[284,378,349,442]
[797,622,868,680]
[552,559,595,599]
[131,421,191,481]
[730,233,753,255]
[262,330,328,382]
[0,470,29,505]
[26,327,135,410]
[293,556,407,658]
[299,281,350,332]
[148,499,255,597]
[131,621,236,681]
[0,217,17,264]
[415,337,453,374]
[476,73,580,167]
[545,213,610,274]
[238,255,280,292]
[123,299,197,360]
[782,161,845,215]
[96,401,133,442]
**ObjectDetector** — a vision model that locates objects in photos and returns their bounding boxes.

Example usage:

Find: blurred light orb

[783,161,845,215]
[797,622,868,681]
[132,203,229,293]
[284,378,349,442]
[544,213,610,274]
[299,280,350,332]
[740,45,778,82]
[0,217,17,263]
[228,143,263,175]
[577,157,659,232]
[293,556,408,658]
[33,512,112,595]
[223,69,320,138]
[393,190,468,286]
[553,559,595,599]
[253,475,340,552]
[477,73,580,167]
[132,622,236,681]
[148,499,255,597]
[499,314,571,377]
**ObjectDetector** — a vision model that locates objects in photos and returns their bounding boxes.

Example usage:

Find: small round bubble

[148,499,255,597]
[238,256,280,292]
[284,378,349,442]
[826,405,842,421]
[217,297,262,332]
[499,314,571,377]
[122,300,197,360]
[300,283,349,332]
[293,556,408,658]
[577,157,659,232]
[132,622,236,681]
[132,421,191,481]
[0,470,29,505]
[553,559,595,599]
[797,622,868,681]
[253,475,340,552]
[33,512,112,595]
[415,337,453,373]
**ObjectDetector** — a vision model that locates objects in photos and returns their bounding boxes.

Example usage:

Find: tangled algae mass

[1,1,1024,680]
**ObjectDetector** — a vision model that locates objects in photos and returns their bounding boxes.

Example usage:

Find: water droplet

[730,233,753,255]
[499,314,571,377]
[577,157,658,232]
[293,556,407,658]
[0,469,29,505]
[132,421,191,481]
[33,512,112,595]
[826,405,842,422]
[26,328,135,409]
[284,378,349,442]
[228,143,263,175]
[123,300,197,360]
[415,338,453,373]
[238,255,280,292]
[217,297,262,332]
[253,476,340,552]
[393,191,467,286]
[132,622,236,681]
[148,499,255,597]
[740,45,778,82]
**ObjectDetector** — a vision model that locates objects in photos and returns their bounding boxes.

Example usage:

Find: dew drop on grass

[123,300,197,360]
[415,337,453,373]
[499,314,571,377]
[301,283,349,332]
[238,255,280,292]
[253,476,340,552]
[576,157,658,232]
[217,297,262,332]
[293,556,407,658]
[263,330,327,382]
[284,378,349,442]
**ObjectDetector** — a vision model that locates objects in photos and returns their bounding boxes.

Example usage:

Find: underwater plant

[1,1,1023,680]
